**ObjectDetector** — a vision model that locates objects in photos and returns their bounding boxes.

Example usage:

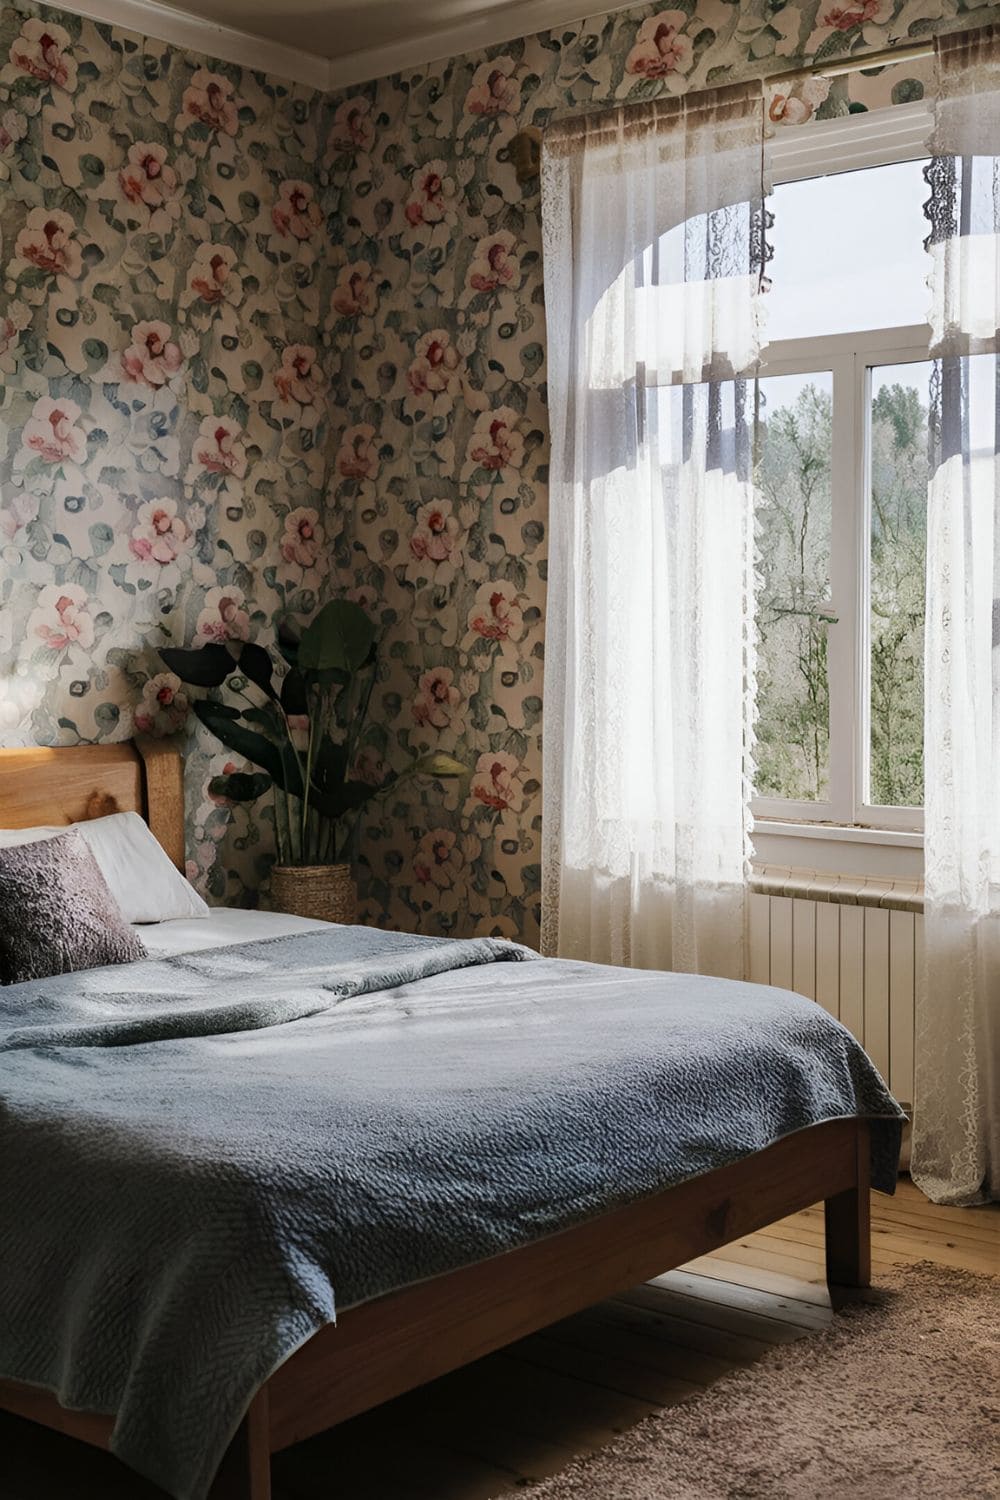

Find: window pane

[755,372,833,802]
[868,362,928,808]
[765,161,932,342]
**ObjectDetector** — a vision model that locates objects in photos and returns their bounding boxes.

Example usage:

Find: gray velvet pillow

[0,827,147,985]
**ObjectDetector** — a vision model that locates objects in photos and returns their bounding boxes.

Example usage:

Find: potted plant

[159,598,465,922]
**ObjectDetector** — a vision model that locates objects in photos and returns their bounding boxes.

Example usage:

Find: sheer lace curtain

[915,25,1000,1204]
[540,85,767,976]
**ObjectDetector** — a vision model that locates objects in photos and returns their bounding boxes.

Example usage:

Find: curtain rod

[771,38,933,87]
[512,37,935,180]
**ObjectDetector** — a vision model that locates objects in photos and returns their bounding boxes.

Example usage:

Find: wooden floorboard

[2,1178,996,1500]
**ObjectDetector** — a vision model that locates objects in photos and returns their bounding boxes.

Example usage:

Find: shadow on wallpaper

[0,0,995,939]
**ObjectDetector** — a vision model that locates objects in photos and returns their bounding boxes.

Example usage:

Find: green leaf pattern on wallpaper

[0,0,994,933]
[0,0,336,906]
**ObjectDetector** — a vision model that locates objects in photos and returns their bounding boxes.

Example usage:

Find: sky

[765,158,932,343]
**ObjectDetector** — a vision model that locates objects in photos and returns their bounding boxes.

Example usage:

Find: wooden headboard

[0,737,185,870]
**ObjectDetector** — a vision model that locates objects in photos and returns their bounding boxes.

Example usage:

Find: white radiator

[748,878,920,1111]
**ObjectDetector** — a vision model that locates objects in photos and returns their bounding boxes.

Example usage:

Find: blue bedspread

[0,925,904,1499]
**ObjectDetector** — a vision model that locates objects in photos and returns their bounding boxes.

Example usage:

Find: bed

[0,738,905,1500]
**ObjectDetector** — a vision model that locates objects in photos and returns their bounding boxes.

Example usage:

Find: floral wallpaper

[320,0,998,945]
[0,0,334,901]
[1,0,997,931]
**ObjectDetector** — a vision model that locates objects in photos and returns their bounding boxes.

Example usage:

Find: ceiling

[155,0,518,57]
[81,0,609,89]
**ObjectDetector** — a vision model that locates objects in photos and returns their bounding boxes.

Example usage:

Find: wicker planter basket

[270,863,357,924]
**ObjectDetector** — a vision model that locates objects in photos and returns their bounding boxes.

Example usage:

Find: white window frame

[753,325,930,834]
[753,104,936,837]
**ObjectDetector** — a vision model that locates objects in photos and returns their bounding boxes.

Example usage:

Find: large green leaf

[407,752,468,779]
[159,644,234,687]
[242,704,284,735]
[298,599,376,676]
[311,734,349,794]
[208,771,272,802]
[275,619,300,669]
[194,700,292,789]
[238,642,278,699]
[239,704,305,800]
[280,667,308,718]
[310,779,381,819]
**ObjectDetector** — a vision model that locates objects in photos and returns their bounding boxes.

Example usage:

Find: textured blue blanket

[0,926,904,1499]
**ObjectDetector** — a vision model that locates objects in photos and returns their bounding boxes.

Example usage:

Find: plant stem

[273,784,287,865]
[285,785,300,865]
[343,659,376,781]
[301,685,318,862]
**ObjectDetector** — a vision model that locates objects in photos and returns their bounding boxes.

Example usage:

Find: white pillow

[0,811,208,924]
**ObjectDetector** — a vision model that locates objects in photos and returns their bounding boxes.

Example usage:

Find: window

[753,133,936,833]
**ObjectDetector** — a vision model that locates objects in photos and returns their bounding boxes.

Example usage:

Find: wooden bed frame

[0,739,873,1500]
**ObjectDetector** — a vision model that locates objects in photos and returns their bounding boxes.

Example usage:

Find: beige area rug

[520,1264,1000,1500]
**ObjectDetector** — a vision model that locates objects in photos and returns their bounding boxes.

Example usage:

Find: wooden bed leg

[824,1121,871,1297]
[208,1388,271,1500]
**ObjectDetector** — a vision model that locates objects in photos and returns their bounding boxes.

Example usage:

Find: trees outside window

[753,362,928,822]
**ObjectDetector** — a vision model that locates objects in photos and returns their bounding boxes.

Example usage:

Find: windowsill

[752,818,923,883]
[753,818,922,849]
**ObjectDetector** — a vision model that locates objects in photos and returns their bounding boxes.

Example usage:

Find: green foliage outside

[754,379,834,802]
[868,382,926,807]
[753,378,926,810]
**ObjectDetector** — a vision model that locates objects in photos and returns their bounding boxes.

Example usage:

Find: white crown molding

[47,0,331,90]
[43,0,655,95]
[325,0,637,92]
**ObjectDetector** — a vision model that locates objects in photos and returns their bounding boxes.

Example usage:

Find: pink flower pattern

[119,142,179,212]
[466,407,524,473]
[330,97,376,153]
[192,416,247,479]
[134,673,189,736]
[466,231,519,295]
[29,585,94,652]
[179,70,241,136]
[820,0,893,28]
[413,828,464,888]
[404,161,454,226]
[187,244,239,306]
[409,500,462,568]
[406,330,462,398]
[468,752,522,814]
[121,321,184,388]
[464,58,521,117]
[272,180,323,240]
[128,499,193,565]
[467,580,524,643]
[625,12,692,79]
[8,19,77,92]
[336,423,379,481]
[412,667,461,729]
[331,262,378,318]
[280,507,324,567]
[21,397,86,465]
[273,344,323,407]
[196,586,250,643]
[13,209,82,279]
[771,70,833,123]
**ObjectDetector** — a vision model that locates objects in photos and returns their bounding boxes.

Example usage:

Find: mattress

[135,906,331,956]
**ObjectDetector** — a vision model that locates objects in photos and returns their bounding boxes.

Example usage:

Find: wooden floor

[3,1178,997,1500]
